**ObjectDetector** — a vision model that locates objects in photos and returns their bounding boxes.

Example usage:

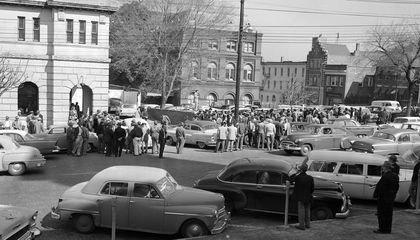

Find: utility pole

[234,0,245,123]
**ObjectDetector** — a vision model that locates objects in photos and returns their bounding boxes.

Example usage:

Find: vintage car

[0,135,46,176]
[305,150,414,207]
[379,117,420,129]
[326,118,376,136]
[119,104,138,118]
[0,204,41,239]
[401,122,420,131]
[194,158,351,220]
[351,128,420,156]
[51,166,230,238]
[166,120,218,149]
[280,124,355,156]
[0,129,57,155]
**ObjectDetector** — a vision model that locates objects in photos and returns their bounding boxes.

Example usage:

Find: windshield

[394,118,408,123]
[372,132,396,141]
[156,173,177,197]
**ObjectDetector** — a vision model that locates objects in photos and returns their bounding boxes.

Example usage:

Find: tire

[166,137,175,146]
[8,163,26,176]
[181,219,209,238]
[197,142,206,149]
[87,143,93,153]
[407,196,416,209]
[284,150,294,155]
[300,144,312,156]
[311,206,333,221]
[73,214,95,233]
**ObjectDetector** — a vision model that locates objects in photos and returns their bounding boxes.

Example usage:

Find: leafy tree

[369,23,420,116]
[110,0,233,108]
[0,57,27,97]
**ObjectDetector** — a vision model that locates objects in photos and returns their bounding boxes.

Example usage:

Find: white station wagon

[304,150,414,207]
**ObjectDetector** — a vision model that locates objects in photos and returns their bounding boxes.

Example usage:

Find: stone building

[261,61,306,108]
[0,0,117,126]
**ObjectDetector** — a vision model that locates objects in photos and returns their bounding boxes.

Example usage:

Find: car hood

[166,186,224,208]
[0,205,35,235]
[64,182,89,198]
[353,137,392,146]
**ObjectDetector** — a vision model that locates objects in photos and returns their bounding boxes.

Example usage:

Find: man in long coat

[292,163,314,230]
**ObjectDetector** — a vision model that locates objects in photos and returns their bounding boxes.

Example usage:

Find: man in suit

[373,161,399,234]
[292,163,314,230]
[158,121,167,158]
[103,122,114,157]
[114,122,126,157]
[175,122,186,154]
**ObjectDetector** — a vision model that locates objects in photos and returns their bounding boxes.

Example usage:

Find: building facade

[178,29,263,108]
[0,0,116,126]
[261,61,306,108]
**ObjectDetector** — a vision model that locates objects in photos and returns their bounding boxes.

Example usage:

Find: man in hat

[388,155,400,175]
[373,161,399,234]
[114,122,126,157]
[292,163,314,230]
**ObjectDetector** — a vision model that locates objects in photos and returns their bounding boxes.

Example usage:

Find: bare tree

[0,57,27,97]
[368,23,420,116]
[111,0,233,108]
[284,77,316,107]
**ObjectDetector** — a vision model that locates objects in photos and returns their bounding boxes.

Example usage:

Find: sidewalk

[202,210,420,240]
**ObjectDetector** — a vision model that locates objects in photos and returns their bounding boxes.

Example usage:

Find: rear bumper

[26,159,46,168]
[335,196,352,219]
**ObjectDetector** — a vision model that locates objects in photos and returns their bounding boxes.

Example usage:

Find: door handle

[96,199,103,202]
[256,185,263,189]
[129,201,135,204]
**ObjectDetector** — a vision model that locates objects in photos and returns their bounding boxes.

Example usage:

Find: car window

[190,125,201,131]
[133,184,160,199]
[231,170,257,184]
[257,171,289,185]
[338,163,363,175]
[51,128,65,134]
[100,182,128,196]
[367,165,382,177]
[372,132,396,141]
[309,161,337,173]
[398,134,410,142]
[184,124,191,130]
[347,121,357,126]
[411,134,420,141]
[322,128,332,134]
[6,133,24,142]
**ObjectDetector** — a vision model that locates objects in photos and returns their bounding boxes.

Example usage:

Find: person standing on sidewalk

[292,163,314,230]
[215,122,227,153]
[114,122,126,157]
[175,122,186,154]
[257,117,265,150]
[72,122,83,157]
[264,119,276,151]
[150,120,160,154]
[236,121,245,151]
[158,121,167,158]
[373,161,399,234]
[226,122,237,152]
[81,123,90,155]
[103,122,114,157]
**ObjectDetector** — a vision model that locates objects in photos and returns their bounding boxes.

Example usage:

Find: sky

[230,0,420,62]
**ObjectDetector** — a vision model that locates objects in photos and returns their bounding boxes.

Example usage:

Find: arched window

[243,94,252,105]
[272,95,276,102]
[18,82,39,115]
[243,64,253,81]
[207,93,217,107]
[225,63,235,81]
[225,93,234,105]
[207,62,217,80]
[191,61,199,80]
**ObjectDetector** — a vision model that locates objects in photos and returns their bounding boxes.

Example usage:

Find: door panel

[98,182,130,228]
[333,163,365,199]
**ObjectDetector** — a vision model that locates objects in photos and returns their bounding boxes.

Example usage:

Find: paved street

[0,146,406,239]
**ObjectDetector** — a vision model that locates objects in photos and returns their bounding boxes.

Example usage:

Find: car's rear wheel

[197,142,206,149]
[284,150,294,155]
[181,219,209,238]
[8,163,26,176]
[73,214,95,233]
[300,144,312,156]
[87,143,93,153]
[166,137,175,146]
[311,206,333,220]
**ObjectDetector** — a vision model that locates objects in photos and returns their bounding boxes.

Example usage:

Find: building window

[192,39,201,48]
[262,66,265,75]
[281,68,283,76]
[208,39,218,50]
[243,42,254,53]
[33,18,40,42]
[243,94,252,105]
[207,62,217,80]
[225,63,235,81]
[274,81,277,89]
[243,64,253,81]
[207,93,217,106]
[18,17,25,41]
[91,21,98,45]
[279,81,282,90]
[66,19,73,43]
[260,95,263,101]
[339,76,344,87]
[287,68,290,77]
[272,95,276,102]
[226,40,236,51]
[267,80,270,89]
[191,61,200,80]
[79,20,86,44]
[367,77,374,87]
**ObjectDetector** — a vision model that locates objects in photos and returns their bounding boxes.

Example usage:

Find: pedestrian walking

[158,122,167,158]
[292,163,314,230]
[129,122,143,156]
[114,122,126,157]
[150,120,160,154]
[72,122,83,157]
[226,122,237,152]
[215,122,227,153]
[81,123,90,155]
[247,118,255,147]
[264,119,276,151]
[175,122,186,154]
[96,120,105,154]
[66,121,74,155]
[140,122,149,154]
[373,161,399,234]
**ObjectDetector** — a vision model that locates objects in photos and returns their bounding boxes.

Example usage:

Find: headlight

[294,139,301,144]
[213,209,219,218]
[371,145,375,151]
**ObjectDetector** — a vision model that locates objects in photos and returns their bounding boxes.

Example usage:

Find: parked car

[0,129,57,155]
[0,135,46,175]
[36,124,98,153]
[51,166,230,238]
[326,118,376,136]
[280,124,355,156]
[119,104,138,117]
[194,158,351,220]
[304,150,414,207]
[401,122,420,131]
[379,116,420,129]
[351,128,420,156]
[371,100,402,113]
[0,204,41,239]
[166,120,218,149]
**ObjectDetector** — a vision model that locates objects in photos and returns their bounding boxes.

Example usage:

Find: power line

[346,0,420,4]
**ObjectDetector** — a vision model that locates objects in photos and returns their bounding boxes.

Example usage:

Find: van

[371,100,401,113]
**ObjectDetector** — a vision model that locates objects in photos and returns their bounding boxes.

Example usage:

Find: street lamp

[234,0,245,123]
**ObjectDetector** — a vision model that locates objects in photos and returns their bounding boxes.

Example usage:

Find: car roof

[308,150,388,165]
[0,129,26,135]
[379,128,418,134]
[227,158,292,173]
[82,166,168,194]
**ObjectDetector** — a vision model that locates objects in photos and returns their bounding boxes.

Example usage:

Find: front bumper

[26,159,46,169]
[335,196,352,219]
[280,142,301,151]
[210,211,231,235]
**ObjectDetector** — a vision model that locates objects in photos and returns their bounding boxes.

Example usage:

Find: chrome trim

[165,212,214,218]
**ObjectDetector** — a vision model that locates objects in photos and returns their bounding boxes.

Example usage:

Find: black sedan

[194,158,351,220]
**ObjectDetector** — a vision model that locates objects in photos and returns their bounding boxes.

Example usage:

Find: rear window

[338,163,363,175]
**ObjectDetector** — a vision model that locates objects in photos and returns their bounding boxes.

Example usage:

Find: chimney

[281,57,283,63]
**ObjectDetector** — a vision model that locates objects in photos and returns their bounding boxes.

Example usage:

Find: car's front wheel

[166,137,175,146]
[181,219,209,238]
[311,206,333,220]
[300,144,312,156]
[8,163,26,176]
[197,142,206,149]
[73,214,95,233]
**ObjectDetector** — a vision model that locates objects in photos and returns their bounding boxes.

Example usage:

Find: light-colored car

[166,120,218,149]
[0,129,57,155]
[119,104,138,117]
[0,135,46,175]
[326,118,376,137]
[0,204,41,239]
[401,122,420,131]
[51,166,229,238]
[351,128,420,156]
[304,150,414,207]
[380,117,420,129]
